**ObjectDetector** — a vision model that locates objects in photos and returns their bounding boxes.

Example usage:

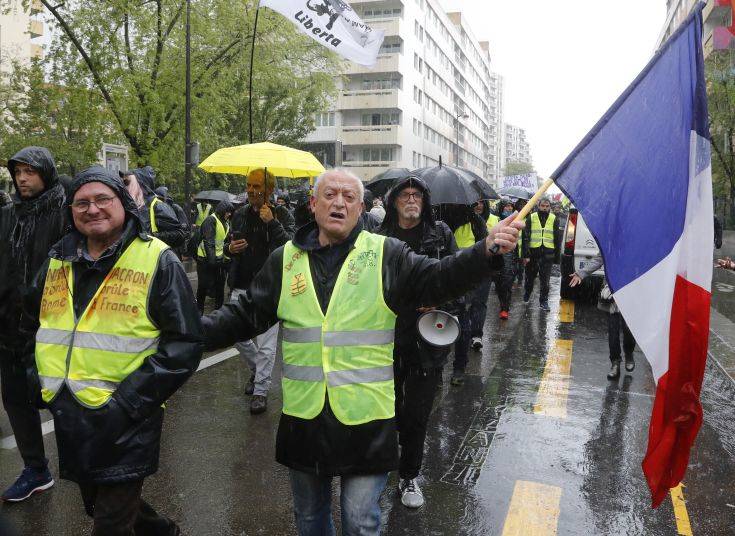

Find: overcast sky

[439,1,668,178]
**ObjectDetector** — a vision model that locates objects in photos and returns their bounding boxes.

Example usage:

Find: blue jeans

[289,469,388,536]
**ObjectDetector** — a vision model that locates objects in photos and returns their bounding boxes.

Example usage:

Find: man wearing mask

[23,166,203,534]
[0,147,66,502]
[226,168,294,414]
[377,176,462,508]
[522,197,561,311]
[121,167,186,249]
[196,200,234,314]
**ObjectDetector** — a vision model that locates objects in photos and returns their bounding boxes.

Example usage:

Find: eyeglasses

[398,191,423,201]
[71,196,117,213]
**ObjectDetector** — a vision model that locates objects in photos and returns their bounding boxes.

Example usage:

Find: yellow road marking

[559,299,575,323]
[533,339,573,418]
[671,483,693,536]
[501,480,562,536]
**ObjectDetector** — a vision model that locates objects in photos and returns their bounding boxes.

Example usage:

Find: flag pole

[248,0,262,144]
[515,178,554,220]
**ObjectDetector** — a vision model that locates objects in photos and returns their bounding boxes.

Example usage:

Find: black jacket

[21,167,204,484]
[0,147,67,353]
[226,203,295,290]
[522,210,562,261]
[202,219,499,476]
[131,167,187,248]
[199,200,233,265]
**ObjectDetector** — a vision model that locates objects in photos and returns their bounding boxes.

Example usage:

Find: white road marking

[1,347,241,450]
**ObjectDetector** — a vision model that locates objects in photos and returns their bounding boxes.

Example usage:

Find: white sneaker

[471,337,483,350]
[399,478,425,509]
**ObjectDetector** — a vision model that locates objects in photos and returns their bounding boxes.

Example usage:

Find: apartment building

[303,0,505,185]
[0,0,44,75]
[656,0,734,56]
[504,124,532,167]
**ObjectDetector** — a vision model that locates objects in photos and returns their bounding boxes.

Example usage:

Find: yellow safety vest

[530,212,556,249]
[453,223,475,249]
[195,202,212,227]
[35,237,167,408]
[486,214,499,231]
[197,214,229,259]
[278,231,396,425]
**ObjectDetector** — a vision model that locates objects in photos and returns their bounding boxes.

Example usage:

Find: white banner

[261,0,385,67]
[500,173,537,190]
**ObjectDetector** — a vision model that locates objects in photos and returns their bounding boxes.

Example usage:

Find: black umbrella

[412,164,499,205]
[498,186,533,200]
[365,168,411,198]
[194,190,236,203]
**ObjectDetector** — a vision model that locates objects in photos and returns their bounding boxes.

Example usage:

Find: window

[314,112,335,127]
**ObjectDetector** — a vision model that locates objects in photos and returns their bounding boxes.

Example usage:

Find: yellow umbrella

[199,142,325,178]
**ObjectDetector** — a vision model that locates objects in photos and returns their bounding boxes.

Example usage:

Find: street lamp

[455,112,469,166]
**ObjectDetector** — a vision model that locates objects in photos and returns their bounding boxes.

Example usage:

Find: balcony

[367,17,401,38]
[341,161,402,182]
[340,124,401,145]
[339,89,400,110]
[31,0,43,14]
[29,19,43,38]
[346,53,401,75]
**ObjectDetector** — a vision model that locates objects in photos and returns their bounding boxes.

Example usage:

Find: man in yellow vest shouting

[202,169,523,536]
[23,166,203,535]
[521,197,562,311]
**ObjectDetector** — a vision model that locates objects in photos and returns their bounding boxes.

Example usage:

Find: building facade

[302,0,505,185]
[0,0,44,75]
[656,0,734,56]
[503,123,532,167]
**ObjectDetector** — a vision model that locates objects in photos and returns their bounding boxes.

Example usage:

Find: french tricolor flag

[553,5,713,508]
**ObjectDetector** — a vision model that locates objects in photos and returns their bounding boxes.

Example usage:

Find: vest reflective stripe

[195,203,212,226]
[149,197,159,233]
[197,214,228,259]
[486,214,499,231]
[282,363,325,382]
[278,231,397,425]
[530,212,556,249]
[327,365,394,387]
[454,223,475,249]
[35,237,167,408]
[36,328,158,354]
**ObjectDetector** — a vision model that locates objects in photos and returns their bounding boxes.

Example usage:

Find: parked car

[560,207,604,301]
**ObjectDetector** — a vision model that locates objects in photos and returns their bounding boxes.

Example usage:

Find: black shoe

[471,337,483,350]
[540,301,551,312]
[607,361,621,380]
[450,372,465,386]
[244,376,255,396]
[250,395,267,414]
[625,354,635,372]
[523,293,530,304]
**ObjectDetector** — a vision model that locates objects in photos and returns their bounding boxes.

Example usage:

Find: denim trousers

[289,469,388,536]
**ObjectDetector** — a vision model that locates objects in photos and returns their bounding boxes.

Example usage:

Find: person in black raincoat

[155,186,190,258]
[196,199,234,313]
[21,166,203,534]
[1,147,66,502]
[201,169,523,535]
[376,175,467,509]
[122,167,187,249]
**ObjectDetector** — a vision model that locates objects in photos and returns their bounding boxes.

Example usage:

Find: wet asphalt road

[2,269,735,535]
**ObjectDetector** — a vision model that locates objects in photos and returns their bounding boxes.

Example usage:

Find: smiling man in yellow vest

[24,166,203,535]
[202,169,524,536]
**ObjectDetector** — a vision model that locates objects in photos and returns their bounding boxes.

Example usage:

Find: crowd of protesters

[1,146,613,535]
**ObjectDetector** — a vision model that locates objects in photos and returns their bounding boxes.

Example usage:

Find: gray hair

[313,168,364,202]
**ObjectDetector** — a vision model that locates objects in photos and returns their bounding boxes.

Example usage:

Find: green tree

[707,54,735,225]
[3,0,338,189]
[503,160,535,176]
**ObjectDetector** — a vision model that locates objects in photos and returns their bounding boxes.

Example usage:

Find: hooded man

[1,147,66,502]
[22,165,203,535]
[196,199,234,314]
[376,176,469,509]
[155,186,190,258]
[122,167,187,249]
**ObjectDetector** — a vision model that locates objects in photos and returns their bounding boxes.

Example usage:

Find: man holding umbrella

[226,168,295,414]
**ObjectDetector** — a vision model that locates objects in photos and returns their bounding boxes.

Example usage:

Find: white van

[560,208,605,300]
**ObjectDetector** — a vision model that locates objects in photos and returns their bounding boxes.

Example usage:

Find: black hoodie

[0,147,67,352]
[129,166,187,248]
